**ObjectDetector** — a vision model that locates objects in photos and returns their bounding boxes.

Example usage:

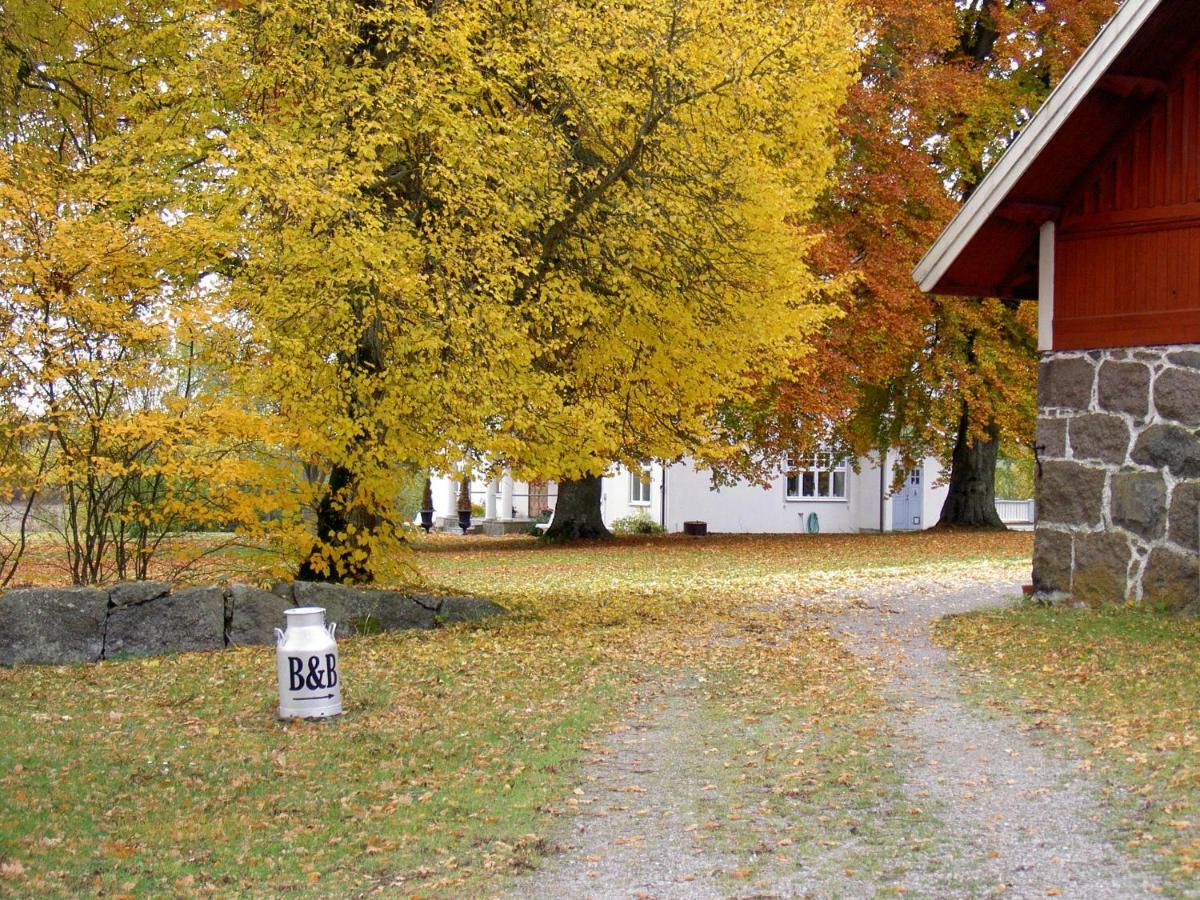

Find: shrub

[612,513,665,535]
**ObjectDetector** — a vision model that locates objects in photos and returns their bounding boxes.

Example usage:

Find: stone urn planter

[420,476,435,533]
[456,476,472,535]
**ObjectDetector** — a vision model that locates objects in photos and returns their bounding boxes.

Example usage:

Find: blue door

[891,468,924,531]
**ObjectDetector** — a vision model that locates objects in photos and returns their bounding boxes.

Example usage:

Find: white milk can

[275,607,342,719]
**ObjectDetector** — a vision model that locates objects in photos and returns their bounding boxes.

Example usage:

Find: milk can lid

[284,606,326,616]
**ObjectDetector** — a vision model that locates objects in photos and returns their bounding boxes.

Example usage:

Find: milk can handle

[274,627,285,645]
[327,622,337,639]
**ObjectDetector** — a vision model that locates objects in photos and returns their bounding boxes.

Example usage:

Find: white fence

[995,498,1036,525]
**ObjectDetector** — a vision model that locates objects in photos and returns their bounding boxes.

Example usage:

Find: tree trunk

[937,406,1007,529]
[298,317,388,583]
[298,462,378,583]
[541,475,611,541]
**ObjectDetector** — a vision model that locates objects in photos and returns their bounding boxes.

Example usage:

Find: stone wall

[1035,345,1200,611]
[0,581,505,666]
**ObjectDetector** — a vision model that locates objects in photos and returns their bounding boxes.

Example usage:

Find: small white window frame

[784,452,849,502]
[629,464,653,506]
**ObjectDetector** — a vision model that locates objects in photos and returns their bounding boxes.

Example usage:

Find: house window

[785,452,848,500]
[630,464,653,505]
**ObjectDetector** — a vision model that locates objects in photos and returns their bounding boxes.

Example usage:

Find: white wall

[853,453,888,532]
[601,463,664,528]
[922,456,950,529]
[664,464,846,533]
[599,454,945,535]
[656,458,883,534]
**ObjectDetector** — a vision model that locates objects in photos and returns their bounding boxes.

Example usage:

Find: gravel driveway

[829,578,1159,899]
[505,573,1165,899]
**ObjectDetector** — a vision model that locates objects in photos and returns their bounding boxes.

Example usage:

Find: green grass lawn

[936,604,1200,885]
[0,531,1031,896]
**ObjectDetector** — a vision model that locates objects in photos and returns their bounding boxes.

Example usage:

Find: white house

[429,451,952,534]
[601,453,949,534]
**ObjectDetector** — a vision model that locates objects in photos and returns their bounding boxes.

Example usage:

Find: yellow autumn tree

[211,0,542,582]
[470,0,861,539]
[0,0,296,584]
[2,0,858,582]
[217,0,860,562]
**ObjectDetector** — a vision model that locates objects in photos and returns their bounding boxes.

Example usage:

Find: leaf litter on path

[506,554,1168,899]
[828,577,1165,899]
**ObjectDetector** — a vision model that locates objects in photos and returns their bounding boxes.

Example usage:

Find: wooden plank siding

[1055,47,1200,350]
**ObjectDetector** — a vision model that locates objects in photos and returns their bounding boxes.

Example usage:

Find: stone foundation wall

[1035,345,1200,611]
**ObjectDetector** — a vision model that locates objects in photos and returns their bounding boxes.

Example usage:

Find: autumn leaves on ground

[1,531,1197,897]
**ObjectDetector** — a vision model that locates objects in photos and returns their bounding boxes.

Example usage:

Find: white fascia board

[913,0,1163,294]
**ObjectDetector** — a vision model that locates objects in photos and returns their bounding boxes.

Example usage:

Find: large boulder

[429,595,509,624]
[105,586,225,659]
[270,582,295,603]
[227,583,292,646]
[372,590,442,632]
[232,583,505,642]
[0,587,108,665]
[109,581,170,607]
[290,582,437,635]
[2,578,508,667]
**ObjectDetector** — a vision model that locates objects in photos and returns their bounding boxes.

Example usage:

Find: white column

[499,473,514,521]
[1038,220,1055,353]
[443,477,458,518]
[879,450,893,533]
[485,479,498,520]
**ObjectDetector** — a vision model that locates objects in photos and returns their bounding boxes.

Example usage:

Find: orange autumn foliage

[768,0,1120,482]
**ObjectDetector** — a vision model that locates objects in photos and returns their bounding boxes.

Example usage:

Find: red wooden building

[915,0,1200,610]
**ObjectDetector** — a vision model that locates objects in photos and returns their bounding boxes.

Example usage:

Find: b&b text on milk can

[275,607,342,719]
